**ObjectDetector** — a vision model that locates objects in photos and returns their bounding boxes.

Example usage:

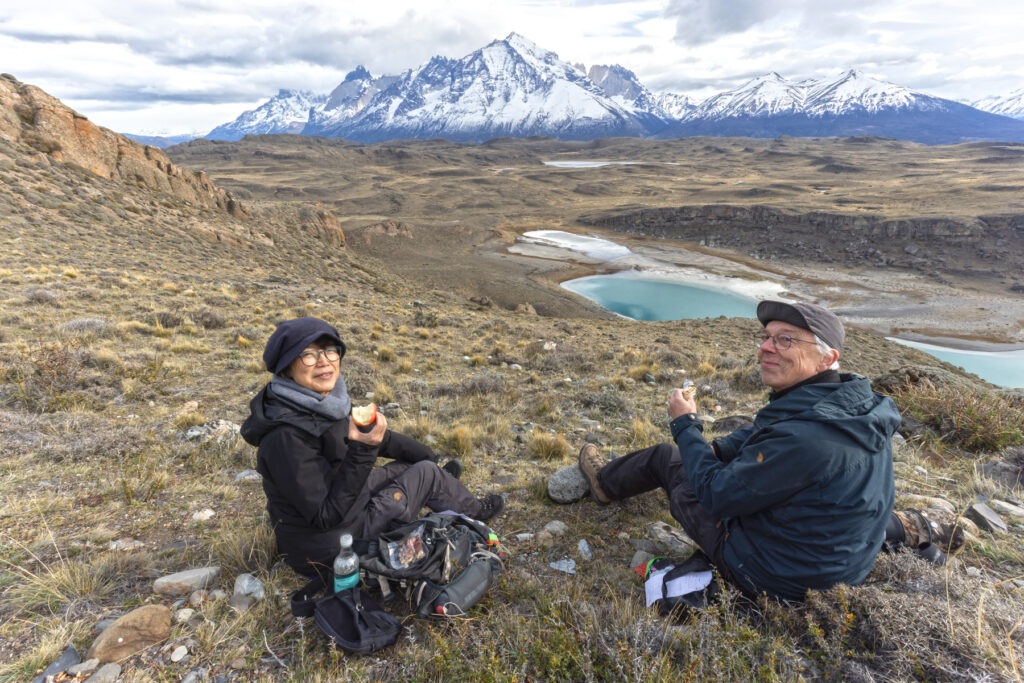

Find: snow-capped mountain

[972,88,1024,120]
[204,35,1024,145]
[660,70,1024,144]
[303,67,399,136]
[318,33,659,142]
[207,89,327,141]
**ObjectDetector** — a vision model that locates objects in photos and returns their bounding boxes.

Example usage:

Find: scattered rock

[577,539,593,560]
[988,499,1024,520]
[209,589,229,601]
[550,559,576,575]
[154,567,221,596]
[189,590,209,608]
[87,605,170,663]
[514,533,534,543]
[966,503,1008,535]
[228,594,255,612]
[535,530,554,547]
[191,509,215,522]
[107,538,144,551]
[170,645,189,663]
[514,303,537,315]
[630,550,655,569]
[30,644,79,683]
[647,521,695,556]
[174,608,195,624]
[182,668,209,683]
[469,295,493,307]
[547,465,589,504]
[67,658,100,676]
[509,363,523,371]
[181,420,240,444]
[234,469,262,483]
[976,460,1024,490]
[92,618,117,635]
[628,538,660,555]
[543,520,569,536]
[84,663,122,683]
[233,573,265,600]
[966,566,983,578]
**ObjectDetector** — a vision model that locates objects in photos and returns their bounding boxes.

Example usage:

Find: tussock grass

[527,429,570,461]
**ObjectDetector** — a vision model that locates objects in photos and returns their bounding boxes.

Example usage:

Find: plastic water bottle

[333,533,359,593]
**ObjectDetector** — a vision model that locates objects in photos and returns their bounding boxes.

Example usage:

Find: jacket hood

[240,384,337,446]
[755,374,901,452]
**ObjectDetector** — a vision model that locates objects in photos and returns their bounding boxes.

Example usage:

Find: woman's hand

[348,411,388,446]
[668,388,697,420]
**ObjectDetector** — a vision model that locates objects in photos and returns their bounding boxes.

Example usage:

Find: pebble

[510,363,523,371]
[535,530,554,547]
[233,573,265,600]
[174,608,195,624]
[182,668,209,683]
[107,538,144,551]
[647,521,695,556]
[192,509,215,522]
[234,469,262,483]
[209,589,229,601]
[154,567,221,596]
[229,594,255,612]
[577,539,593,560]
[966,566,982,578]
[550,559,576,575]
[543,520,569,536]
[189,590,208,608]
[181,420,240,444]
[170,645,189,663]
[630,550,655,569]
[67,658,100,676]
[514,533,534,542]
[84,663,121,683]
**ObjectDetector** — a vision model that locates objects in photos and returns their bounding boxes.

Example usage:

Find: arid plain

[170,134,1024,345]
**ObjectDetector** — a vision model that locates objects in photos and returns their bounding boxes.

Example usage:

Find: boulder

[87,605,170,663]
[547,464,589,504]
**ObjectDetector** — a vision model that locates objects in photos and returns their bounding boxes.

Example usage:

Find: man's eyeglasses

[756,332,817,351]
[298,346,342,366]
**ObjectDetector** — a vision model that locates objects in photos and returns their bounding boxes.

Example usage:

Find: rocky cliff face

[0,73,246,218]
[585,204,1024,278]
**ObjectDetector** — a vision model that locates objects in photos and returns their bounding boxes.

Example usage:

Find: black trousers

[360,459,481,539]
[598,443,730,571]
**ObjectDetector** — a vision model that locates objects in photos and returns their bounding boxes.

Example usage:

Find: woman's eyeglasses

[298,346,342,365]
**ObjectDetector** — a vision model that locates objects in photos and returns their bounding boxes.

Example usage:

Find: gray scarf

[268,374,352,421]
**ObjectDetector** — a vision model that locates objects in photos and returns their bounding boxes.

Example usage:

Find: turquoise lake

[561,274,757,321]
[562,273,1024,388]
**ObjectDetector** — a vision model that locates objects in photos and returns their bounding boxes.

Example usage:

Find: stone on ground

[87,605,170,663]
[547,464,589,503]
[154,567,221,596]
[647,521,695,556]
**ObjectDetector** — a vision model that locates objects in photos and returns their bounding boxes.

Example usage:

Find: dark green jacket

[671,374,899,601]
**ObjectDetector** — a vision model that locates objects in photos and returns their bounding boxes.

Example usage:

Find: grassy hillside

[2,132,1024,682]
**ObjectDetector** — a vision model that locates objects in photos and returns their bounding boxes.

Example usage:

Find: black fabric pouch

[291,577,401,655]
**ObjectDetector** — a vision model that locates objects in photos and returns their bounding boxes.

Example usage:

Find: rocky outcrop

[0,73,246,218]
[585,204,1024,276]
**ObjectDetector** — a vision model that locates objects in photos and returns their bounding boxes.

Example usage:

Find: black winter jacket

[240,384,434,574]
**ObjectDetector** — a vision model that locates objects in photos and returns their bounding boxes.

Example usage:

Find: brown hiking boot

[893,507,966,556]
[578,444,611,505]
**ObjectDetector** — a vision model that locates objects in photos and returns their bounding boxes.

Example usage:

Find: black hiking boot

[475,494,505,522]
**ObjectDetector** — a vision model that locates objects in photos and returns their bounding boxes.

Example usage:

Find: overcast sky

[3,0,1022,134]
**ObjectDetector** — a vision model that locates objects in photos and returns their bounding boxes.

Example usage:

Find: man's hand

[348,411,388,446]
[668,388,697,420]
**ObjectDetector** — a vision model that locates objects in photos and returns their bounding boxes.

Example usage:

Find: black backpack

[358,512,504,619]
[290,581,401,655]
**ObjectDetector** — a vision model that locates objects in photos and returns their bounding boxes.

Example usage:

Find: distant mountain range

[168,33,1024,146]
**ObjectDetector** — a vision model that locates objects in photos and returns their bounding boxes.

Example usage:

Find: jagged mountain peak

[343,65,373,82]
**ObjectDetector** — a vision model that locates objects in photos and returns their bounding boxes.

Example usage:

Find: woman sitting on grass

[241,317,504,577]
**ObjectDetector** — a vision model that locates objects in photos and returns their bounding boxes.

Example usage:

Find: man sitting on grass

[579,301,959,602]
